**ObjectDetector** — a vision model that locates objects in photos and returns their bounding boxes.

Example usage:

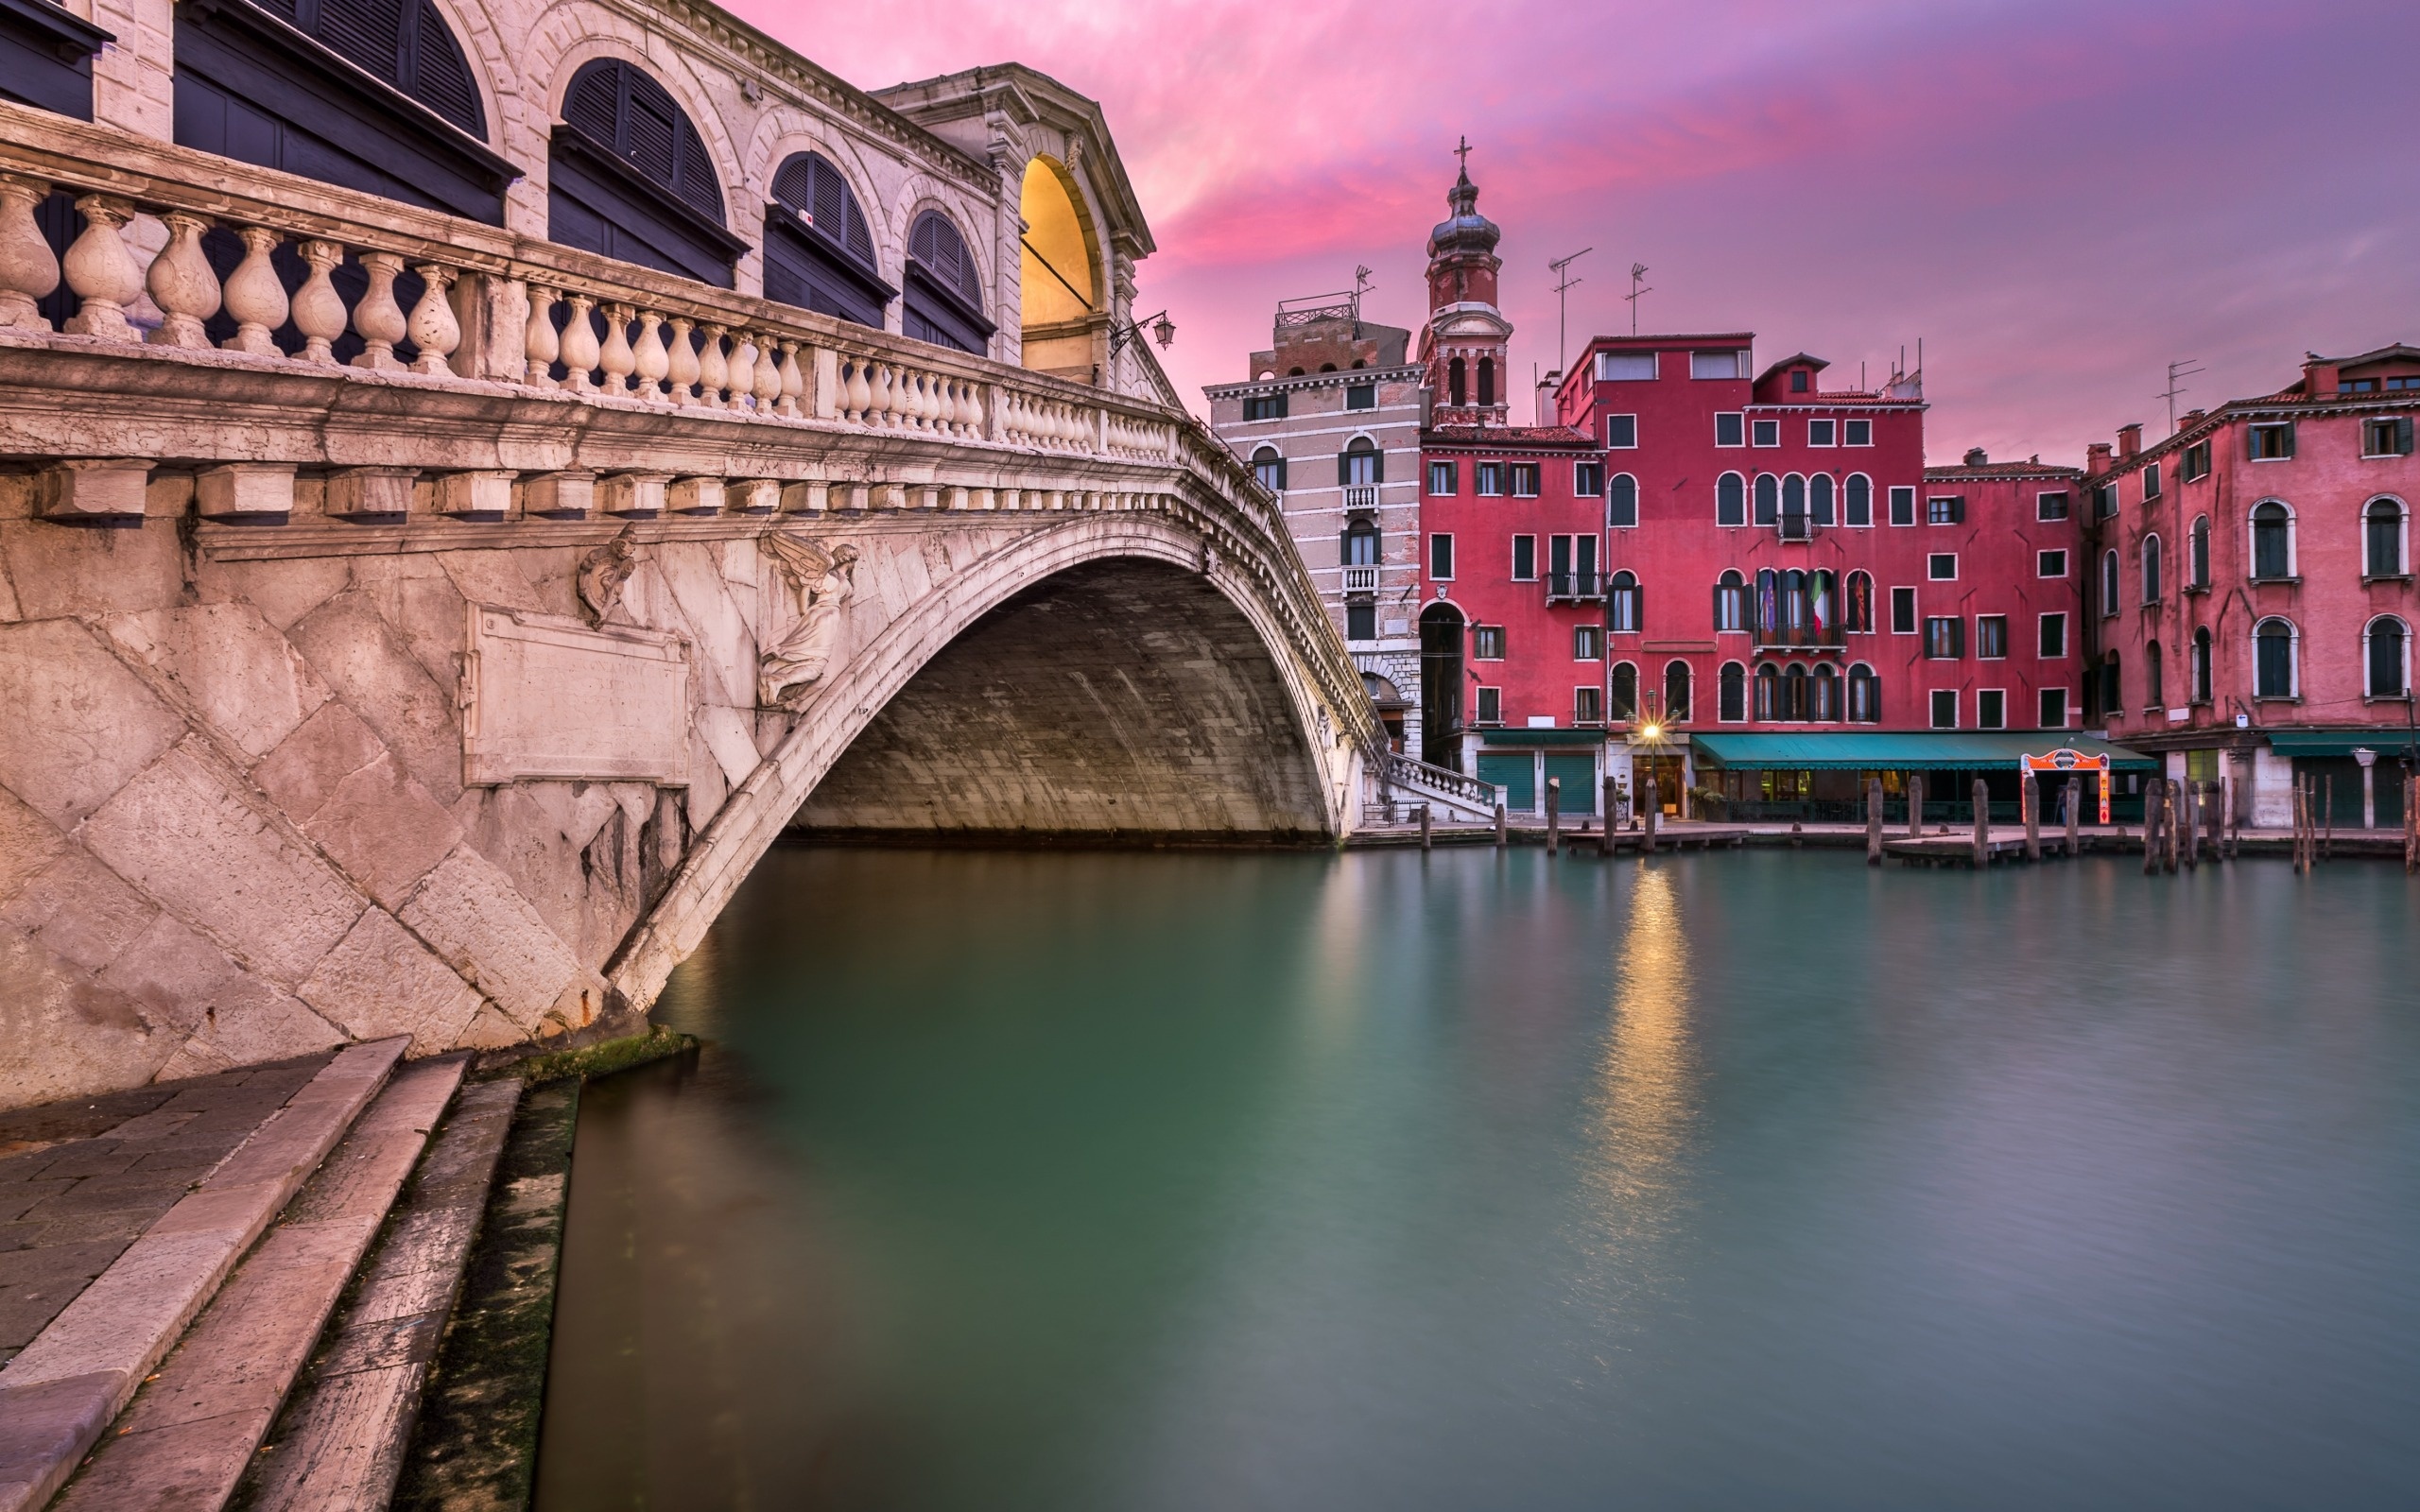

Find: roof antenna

[1548,247,1592,377]
[2159,358,2205,435]
[1625,262,1651,337]
[1351,265,1374,322]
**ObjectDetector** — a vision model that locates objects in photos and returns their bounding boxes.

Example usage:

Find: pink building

[2083,344,2420,829]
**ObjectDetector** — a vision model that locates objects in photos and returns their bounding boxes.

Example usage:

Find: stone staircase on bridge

[0,1043,522,1512]
[1364,752,1504,829]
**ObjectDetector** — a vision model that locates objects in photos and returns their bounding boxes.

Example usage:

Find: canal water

[535,847,2420,1511]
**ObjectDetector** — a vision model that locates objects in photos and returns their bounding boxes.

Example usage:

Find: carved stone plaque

[462,605,690,785]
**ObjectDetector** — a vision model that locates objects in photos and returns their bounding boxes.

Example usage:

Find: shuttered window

[548,59,739,284]
[561,60,721,221]
[763,151,891,327]
[253,0,484,136]
[904,210,993,352]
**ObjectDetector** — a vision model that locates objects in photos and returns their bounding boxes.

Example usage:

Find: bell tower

[1420,138,1512,426]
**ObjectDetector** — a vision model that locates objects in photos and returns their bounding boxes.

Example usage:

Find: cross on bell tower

[1419,136,1512,425]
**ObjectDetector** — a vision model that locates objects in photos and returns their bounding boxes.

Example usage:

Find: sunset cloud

[731,0,2420,462]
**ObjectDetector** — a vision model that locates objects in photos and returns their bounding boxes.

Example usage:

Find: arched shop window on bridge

[904,211,994,353]
[551,59,746,286]
[172,0,514,224]
[766,152,892,327]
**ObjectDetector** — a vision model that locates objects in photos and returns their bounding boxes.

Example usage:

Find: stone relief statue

[576,525,639,627]
[759,535,859,710]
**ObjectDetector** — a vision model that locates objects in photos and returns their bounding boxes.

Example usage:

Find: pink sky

[732,0,2418,465]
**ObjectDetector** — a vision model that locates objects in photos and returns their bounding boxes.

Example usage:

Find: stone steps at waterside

[0,1040,408,1512]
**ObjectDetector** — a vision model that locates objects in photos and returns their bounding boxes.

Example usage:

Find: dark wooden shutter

[562,61,619,143]
[2398,418,2414,455]
[407,0,479,134]
[1337,450,1350,488]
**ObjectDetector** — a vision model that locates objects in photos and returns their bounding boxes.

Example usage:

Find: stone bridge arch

[605,510,1352,1014]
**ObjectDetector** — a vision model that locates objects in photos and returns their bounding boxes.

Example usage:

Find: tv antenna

[1351,264,1374,319]
[1548,248,1592,378]
[1625,262,1652,336]
[2159,358,2205,434]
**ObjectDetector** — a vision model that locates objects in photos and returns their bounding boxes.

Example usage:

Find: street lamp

[1109,309,1176,359]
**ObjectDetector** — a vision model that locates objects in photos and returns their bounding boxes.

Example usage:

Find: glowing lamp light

[1641,723,1662,740]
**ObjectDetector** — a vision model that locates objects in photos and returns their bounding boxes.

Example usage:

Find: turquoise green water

[535,847,2420,1510]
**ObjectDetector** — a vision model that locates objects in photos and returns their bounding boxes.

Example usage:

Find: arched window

[2141,532,2163,604]
[1845,472,1872,526]
[176,0,510,224]
[1810,570,1836,639]
[1608,571,1641,633]
[1252,446,1286,493]
[1717,472,1746,527]
[2190,515,2210,590]
[1810,472,1835,526]
[1713,570,1746,632]
[2365,498,2407,578]
[904,210,993,353]
[1754,662,1779,721]
[1448,357,1467,407]
[1664,660,1692,722]
[1780,569,1807,631]
[2253,617,2296,698]
[2100,652,2121,717]
[1847,662,1880,723]
[1754,568,1777,635]
[2146,639,2163,706]
[765,151,890,326]
[2365,616,2409,698]
[1478,357,1495,408]
[552,60,741,285]
[2192,627,2213,704]
[1609,473,1639,528]
[1783,662,1809,721]
[1754,473,1779,526]
[1339,437,1382,488]
[1610,662,1638,721]
[2251,500,2294,579]
[1341,516,1379,567]
[1811,663,1840,721]
[2100,549,2120,617]
[1844,571,1875,634]
[1719,662,1747,722]
[1780,473,1807,537]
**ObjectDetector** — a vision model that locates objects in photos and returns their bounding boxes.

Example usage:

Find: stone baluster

[697,323,729,407]
[752,333,783,412]
[919,371,943,431]
[775,339,804,416]
[407,263,459,375]
[145,211,220,349]
[859,362,886,425]
[351,251,407,369]
[0,175,59,331]
[559,293,600,391]
[844,358,872,422]
[523,284,560,386]
[596,301,635,394]
[666,316,700,404]
[631,310,668,400]
[293,240,348,363]
[958,380,982,437]
[725,331,756,410]
[885,365,910,427]
[62,195,144,341]
[218,226,286,355]
[899,368,924,429]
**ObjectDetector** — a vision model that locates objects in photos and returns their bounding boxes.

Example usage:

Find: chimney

[2085,441,2114,476]
[2118,423,2143,458]
[2181,408,2205,428]
[1962,447,1988,468]
[2302,353,2340,395]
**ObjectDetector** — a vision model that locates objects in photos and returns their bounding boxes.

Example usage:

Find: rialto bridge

[0,5,1496,1108]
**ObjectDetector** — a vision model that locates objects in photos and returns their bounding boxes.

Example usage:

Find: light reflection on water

[536,848,2420,1511]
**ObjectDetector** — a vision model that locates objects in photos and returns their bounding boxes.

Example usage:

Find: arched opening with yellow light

[1018,155,1103,381]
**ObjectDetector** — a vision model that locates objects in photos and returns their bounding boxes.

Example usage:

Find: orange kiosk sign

[2021,747,2111,824]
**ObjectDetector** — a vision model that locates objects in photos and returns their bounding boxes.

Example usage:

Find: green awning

[1478,728,1610,747]
[2260,728,2418,760]
[1688,730,2156,771]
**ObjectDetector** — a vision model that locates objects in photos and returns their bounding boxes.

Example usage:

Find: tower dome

[1427,166,1501,260]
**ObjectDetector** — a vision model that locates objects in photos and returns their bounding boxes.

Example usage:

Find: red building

[2082,344,2420,830]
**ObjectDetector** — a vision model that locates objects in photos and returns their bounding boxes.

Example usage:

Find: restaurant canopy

[1686,731,2155,772]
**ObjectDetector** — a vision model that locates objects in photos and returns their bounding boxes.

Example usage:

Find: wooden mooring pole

[2183,782,2199,869]
[1494,801,1506,848]
[2324,775,2334,860]
[2406,773,2417,874]
[1642,779,1659,855]
[1420,803,1432,851]
[2204,779,2222,862]
[1908,773,1924,836]
[2023,772,2040,861]
[1602,776,1618,856]
[1546,778,1561,854]
[1866,779,1884,866]
[1970,779,1989,867]
[2065,778,2080,857]
[2143,778,2165,876]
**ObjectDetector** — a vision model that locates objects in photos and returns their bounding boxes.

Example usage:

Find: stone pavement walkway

[0,1056,335,1369]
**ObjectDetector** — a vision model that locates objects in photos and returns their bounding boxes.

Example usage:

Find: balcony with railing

[1341,564,1379,593]
[1545,571,1606,603]
[1342,484,1379,510]
[1751,622,1847,652]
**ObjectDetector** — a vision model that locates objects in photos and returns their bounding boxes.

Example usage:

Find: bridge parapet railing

[0,105,1200,466]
